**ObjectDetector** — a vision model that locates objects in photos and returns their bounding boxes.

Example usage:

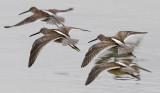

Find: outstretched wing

[85,65,105,85]
[47,9,57,14]
[28,34,63,67]
[81,42,117,67]
[115,31,148,41]
[85,62,121,85]
[4,15,42,28]
[47,8,73,14]
[70,27,90,32]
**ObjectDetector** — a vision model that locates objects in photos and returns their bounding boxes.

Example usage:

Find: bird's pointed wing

[47,8,73,15]
[28,34,64,67]
[4,15,42,28]
[85,64,105,85]
[115,31,148,41]
[81,42,117,67]
[133,65,152,73]
[85,62,120,85]
[46,9,65,16]
[45,9,57,14]
[70,27,90,32]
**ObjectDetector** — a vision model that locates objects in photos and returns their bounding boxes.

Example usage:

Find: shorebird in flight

[85,61,151,85]
[28,26,90,67]
[4,7,73,28]
[81,31,147,67]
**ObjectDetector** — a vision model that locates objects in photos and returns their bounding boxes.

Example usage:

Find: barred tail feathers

[42,16,64,25]
[118,44,135,54]
[57,16,65,23]
[62,37,79,46]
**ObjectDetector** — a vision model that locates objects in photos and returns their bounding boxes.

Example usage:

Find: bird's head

[88,34,105,43]
[19,7,38,15]
[29,27,48,37]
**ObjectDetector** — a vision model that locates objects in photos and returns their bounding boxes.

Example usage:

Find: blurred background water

[0,0,160,93]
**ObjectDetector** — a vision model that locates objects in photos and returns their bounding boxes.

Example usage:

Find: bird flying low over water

[4,7,73,28]
[28,26,90,67]
[81,31,147,67]
[85,61,151,85]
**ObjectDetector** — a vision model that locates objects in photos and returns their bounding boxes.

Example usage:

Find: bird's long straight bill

[19,10,30,15]
[88,38,97,43]
[29,32,40,37]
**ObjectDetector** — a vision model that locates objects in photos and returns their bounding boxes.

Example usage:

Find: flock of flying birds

[4,7,151,85]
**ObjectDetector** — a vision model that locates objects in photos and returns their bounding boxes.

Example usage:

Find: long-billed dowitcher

[4,7,73,28]
[81,31,147,67]
[28,26,90,67]
[85,61,151,85]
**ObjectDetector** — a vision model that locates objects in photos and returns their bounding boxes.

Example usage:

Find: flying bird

[29,26,90,67]
[81,31,147,67]
[85,61,151,85]
[4,7,73,28]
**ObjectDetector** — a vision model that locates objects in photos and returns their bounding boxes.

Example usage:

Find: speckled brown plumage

[4,7,73,28]
[81,31,147,67]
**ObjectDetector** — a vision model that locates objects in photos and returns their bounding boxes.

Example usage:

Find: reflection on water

[54,71,69,75]
[95,38,142,64]
[1,0,160,92]
[86,38,152,84]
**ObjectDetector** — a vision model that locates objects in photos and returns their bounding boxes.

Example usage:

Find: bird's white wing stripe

[53,37,64,41]
[129,63,136,66]
[54,30,68,37]
[107,66,120,70]
[115,62,127,66]
[42,10,56,17]
[111,38,125,47]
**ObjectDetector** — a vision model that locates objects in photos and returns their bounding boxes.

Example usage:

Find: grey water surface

[0,0,160,93]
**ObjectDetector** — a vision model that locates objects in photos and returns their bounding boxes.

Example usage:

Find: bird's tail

[57,16,65,23]
[121,66,140,80]
[118,44,135,54]
[69,45,80,52]
[42,16,65,26]
[62,37,79,46]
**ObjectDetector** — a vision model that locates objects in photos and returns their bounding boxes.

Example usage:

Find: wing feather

[115,31,147,41]
[81,42,116,67]
[85,62,121,85]
[5,15,42,28]
[28,35,63,67]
